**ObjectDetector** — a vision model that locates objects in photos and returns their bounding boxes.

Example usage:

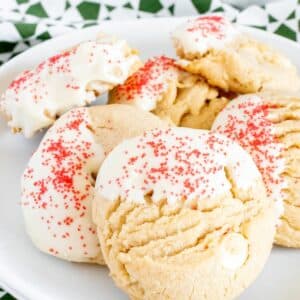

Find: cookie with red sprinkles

[21,104,166,263]
[110,55,229,129]
[172,14,300,93]
[96,127,263,204]
[213,93,300,248]
[93,127,276,300]
[0,34,141,137]
[172,14,238,58]
[110,56,178,111]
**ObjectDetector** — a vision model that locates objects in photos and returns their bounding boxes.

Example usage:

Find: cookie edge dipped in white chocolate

[110,56,178,112]
[0,34,141,137]
[172,14,239,58]
[212,94,286,216]
[21,107,105,263]
[93,126,276,300]
[96,127,263,205]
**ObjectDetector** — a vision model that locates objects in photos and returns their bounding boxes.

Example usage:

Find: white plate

[0,17,300,300]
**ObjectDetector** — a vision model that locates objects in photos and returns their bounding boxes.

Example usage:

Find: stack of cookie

[1,14,300,300]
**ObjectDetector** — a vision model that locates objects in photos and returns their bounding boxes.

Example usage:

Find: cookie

[212,93,300,247]
[172,15,300,94]
[21,104,166,263]
[109,56,230,130]
[0,34,141,137]
[93,128,276,299]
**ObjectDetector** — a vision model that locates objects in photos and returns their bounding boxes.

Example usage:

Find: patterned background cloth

[0,0,299,298]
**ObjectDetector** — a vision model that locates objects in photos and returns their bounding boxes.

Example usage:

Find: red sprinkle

[115,56,176,101]
[213,96,285,197]
[21,108,100,256]
[186,15,227,38]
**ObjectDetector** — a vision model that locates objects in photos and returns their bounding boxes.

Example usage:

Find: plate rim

[0,16,300,92]
[0,16,300,300]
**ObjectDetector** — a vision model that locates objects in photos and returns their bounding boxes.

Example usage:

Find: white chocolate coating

[1,35,140,137]
[110,56,178,111]
[96,127,262,205]
[172,14,239,56]
[21,107,104,262]
[212,94,286,215]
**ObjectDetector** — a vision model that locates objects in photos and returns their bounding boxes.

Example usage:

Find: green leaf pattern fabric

[0,0,299,298]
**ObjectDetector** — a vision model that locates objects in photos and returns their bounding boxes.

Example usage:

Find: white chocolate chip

[220,232,248,270]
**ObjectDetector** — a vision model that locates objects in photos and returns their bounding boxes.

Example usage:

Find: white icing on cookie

[1,35,140,137]
[21,107,104,261]
[96,127,261,205]
[212,94,286,216]
[112,56,178,111]
[172,14,239,56]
